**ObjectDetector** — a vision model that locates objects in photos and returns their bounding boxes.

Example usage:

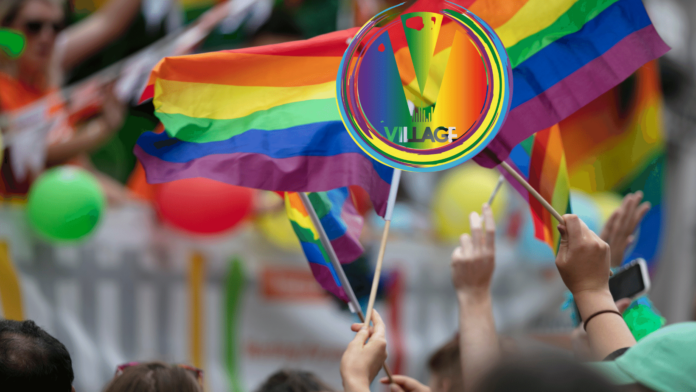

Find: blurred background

[0,0,694,391]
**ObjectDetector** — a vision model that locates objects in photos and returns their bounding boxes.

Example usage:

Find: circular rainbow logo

[337,3,512,172]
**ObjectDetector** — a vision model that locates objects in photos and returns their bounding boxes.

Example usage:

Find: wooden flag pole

[499,161,565,224]
[487,175,505,206]
[363,169,402,329]
[298,192,394,382]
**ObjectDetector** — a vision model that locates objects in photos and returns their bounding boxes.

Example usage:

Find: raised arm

[556,215,636,360]
[59,0,142,71]
[452,205,498,392]
[600,191,651,267]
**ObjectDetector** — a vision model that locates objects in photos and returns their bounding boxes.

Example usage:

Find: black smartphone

[609,258,650,301]
[572,258,650,325]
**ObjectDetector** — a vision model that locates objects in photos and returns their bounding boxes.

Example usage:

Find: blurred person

[375,336,462,392]
[592,322,696,392]
[475,354,619,392]
[340,309,388,392]
[256,369,336,392]
[0,319,74,392]
[0,0,141,201]
[103,361,203,392]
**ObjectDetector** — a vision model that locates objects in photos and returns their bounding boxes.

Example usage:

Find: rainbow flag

[134,28,395,216]
[560,61,665,268]
[285,188,363,301]
[136,0,668,189]
[502,125,571,253]
[454,0,667,167]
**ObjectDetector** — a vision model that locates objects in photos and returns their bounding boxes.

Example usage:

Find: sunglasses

[115,362,204,385]
[23,20,64,36]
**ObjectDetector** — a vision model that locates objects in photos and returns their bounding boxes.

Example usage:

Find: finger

[349,325,371,348]
[370,309,387,341]
[390,384,405,392]
[561,214,582,243]
[469,212,483,252]
[618,193,639,233]
[386,375,425,390]
[630,201,651,229]
[482,203,496,252]
[615,298,632,314]
[459,234,473,259]
[351,323,373,333]
[601,210,620,241]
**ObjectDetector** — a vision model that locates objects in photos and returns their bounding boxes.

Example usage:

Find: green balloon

[27,167,105,242]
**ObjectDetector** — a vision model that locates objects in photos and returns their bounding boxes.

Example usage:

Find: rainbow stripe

[560,61,664,268]
[134,29,395,216]
[284,188,364,302]
[136,0,666,205]
[503,125,571,253]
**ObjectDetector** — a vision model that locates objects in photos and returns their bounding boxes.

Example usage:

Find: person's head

[0,319,74,392]
[593,322,696,392]
[0,0,64,75]
[427,336,463,392]
[256,370,335,392]
[475,354,619,392]
[103,362,203,392]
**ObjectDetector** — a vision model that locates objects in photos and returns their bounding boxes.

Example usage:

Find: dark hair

[427,336,463,392]
[475,354,619,392]
[256,370,335,392]
[103,362,202,392]
[0,319,74,392]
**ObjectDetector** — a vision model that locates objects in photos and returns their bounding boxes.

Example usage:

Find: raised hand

[600,191,651,267]
[380,375,431,392]
[556,215,611,296]
[340,310,388,392]
[451,204,496,298]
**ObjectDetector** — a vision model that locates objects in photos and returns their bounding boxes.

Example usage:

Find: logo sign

[337,2,512,172]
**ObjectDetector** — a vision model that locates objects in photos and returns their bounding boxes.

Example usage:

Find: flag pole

[363,169,402,329]
[487,175,505,206]
[499,161,565,224]
[298,192,394,382]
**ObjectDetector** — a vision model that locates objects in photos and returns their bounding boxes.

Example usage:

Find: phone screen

[609,263,645,301]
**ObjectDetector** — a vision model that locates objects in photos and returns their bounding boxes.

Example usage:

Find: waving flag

[502,125,571,253]
[134,29,396,216]
[285,189,363,301]
[136,0,666,212]
[560,61,665,268]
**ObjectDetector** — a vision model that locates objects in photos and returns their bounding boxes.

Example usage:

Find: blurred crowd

[0,0,694,392]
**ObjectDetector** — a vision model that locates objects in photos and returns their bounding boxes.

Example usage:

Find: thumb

[615,298,632,314]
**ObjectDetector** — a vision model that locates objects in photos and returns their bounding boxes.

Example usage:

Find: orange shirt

[0,72,73,198]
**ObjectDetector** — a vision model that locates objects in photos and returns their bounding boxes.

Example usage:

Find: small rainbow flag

[134,28,395,216]
[285,188,363,301]
[560,61,665,268]
[502,125,571,253]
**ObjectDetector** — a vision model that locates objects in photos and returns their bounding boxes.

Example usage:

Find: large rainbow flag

[285,189,363,301]
[136,0,668,193]
[134,28,396,216]
[560,61,665,268]
[502,125,571,253]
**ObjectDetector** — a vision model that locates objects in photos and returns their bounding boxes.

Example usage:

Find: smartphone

[572,258,650,325]
[609,258,650,302]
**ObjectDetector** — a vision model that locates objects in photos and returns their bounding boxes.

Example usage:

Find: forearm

[61,0,142,70]
[458,291,499,392]
[46,118,110,165]
[574,289,636,360]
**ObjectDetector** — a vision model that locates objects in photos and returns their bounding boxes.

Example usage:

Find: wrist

[573,289,616,321]
[457,289,492,308]
[342,377,371,392]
